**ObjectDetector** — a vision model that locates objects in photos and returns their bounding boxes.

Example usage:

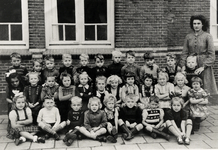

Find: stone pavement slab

[5,142,31,150]
[55,139,78,148]
[160,142,188,149]
[138,143,164,149]
[0,130,7,136]
[185,140,211,149]
[207,119,218,125]
[204,140,218,149]
[143,135,169,143]
[67,147,90,150]
[190,133,211,141]
[92,145,116,150]
[30,139,54,149]
[0,143,7,150]
[0,136,13,143]
[210,114,218,120]
[196,127,212,134]
[78,139,101,147]
[205,133,218,140]
[123,135,146,144]
[201,120,213,127]
[0,124,6,130]
[115,144,140,150]
[102,136,123,146]
[1,119,8,124]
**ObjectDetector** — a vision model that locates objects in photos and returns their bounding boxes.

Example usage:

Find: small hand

[125,121,130,127]
[29,103,34,108]
[80,93,83,96]
[194,67,204,75]
[66,120,70,125]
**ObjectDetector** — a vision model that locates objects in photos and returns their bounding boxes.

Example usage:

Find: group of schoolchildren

[5,50,209,146]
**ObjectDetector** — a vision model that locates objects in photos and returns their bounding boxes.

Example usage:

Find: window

[210,0,218,46]
[45,0,114,49]
[0,0,28,49]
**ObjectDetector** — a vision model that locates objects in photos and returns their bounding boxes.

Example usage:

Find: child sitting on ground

[118,94,143,140]
[9,93,45,146]
[142,96,170,141]
[37,96,66,140]
[79,97,108,142]
[63,96,84,146]
[103,94,119,143]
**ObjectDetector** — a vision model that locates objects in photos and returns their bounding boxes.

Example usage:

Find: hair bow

[5,69,16,77]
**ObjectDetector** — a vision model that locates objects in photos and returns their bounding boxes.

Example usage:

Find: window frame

[44,0,114,50]
[210,0,218,46]
[0,0,29,49]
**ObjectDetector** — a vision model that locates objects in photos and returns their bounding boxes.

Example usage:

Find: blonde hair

[158,71,169,81]
[171,97,184,107]
[112,50,122,57]
[103,94,117,106]
[12,93,28,110]
[78,72,91,83]
[62,54,72,60]
[79,53,89,60]
[88,97,102,110]
[107,75,122,85]
[96,76,107,84]
[174,72,188,84]
[70,96,82,104]
[26,72,40,81]
[125,94,137,103]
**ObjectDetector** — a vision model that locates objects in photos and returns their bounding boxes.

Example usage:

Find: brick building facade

[0,0,217,93]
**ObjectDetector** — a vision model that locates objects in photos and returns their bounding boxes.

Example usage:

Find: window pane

[65,25,75,40]
[0,25,8,40]
[0,0,21,22]
[52,25,63,41]
[85,0,107,23]
[85,25,95,41]
[57,0,75,23]
[11,25,22,40]
[97,25,107,40]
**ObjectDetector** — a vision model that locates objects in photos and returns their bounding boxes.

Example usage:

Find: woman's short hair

[190,15,209,31]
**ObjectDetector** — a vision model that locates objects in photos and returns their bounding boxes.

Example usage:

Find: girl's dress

[188,88,209,119]
[165,65,181,84]
[139,84,154,108]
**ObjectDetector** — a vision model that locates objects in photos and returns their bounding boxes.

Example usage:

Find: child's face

[62,76,71,87]
[166,57,176,67]
[149,101,159,109]
[45,60,55,70]
[126,98,135,108]
[144,77,153,87]
[90,101,99,112]
[15,98,26,110]
[80,58,89,66]
[176,77,185,87]
[79,76,88,85]
[106,99,115,110]
[113,55,121,63]
[111,80,118,89]
[71,101,82,111]
[96,80,106,91]
[145,59,154,66]
[11,57,21,67]
[186,56,197,69]
[158,75,167,86]
[126,54,135,64]
[62,58,72,67]
[46,77,55,87]
[29,75,39,86]
[33,62,42,72]
[192,81,201,91]
[172,101,182,112]
[126,77,134,86]
[11,77,19,88]
[95,58,104,68]
[43,99,55,110]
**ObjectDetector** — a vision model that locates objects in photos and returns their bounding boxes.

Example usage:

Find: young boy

[63,96,84,146]
[142,96,170,140]
[140,52,159,85]
[42,55,59,84]
[163,53,181,84]
[93,76,109,109]
[107,50,124,77]
[121,50,140,86]
[58,54,76,85]
[76,54,92,79]
[37,96,66,140]
[118,94,143,140]
[7,52,28,85]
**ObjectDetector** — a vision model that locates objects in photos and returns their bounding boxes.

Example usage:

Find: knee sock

[42,125,56,135]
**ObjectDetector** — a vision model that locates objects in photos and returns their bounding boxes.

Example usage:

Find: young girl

[37,96,66,140]
[139,74,154,109]
[9,93,45,145]
[79,97,108,142]
[23,72,42,125]
[103,94,119,143]
[188,77,209,131]
[93,76,109,109]
[5,71,24,139]
[165,97,193,145]
[121,72,139,104]
[106,75,122,107]
[75,72,93,111]
[58,72,75,121]
[155,71,174,111]
[174,72,190,108]
[32,60,43,85]
[164,53,181,84]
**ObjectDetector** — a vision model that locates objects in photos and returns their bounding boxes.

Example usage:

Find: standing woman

[180,15,218,95]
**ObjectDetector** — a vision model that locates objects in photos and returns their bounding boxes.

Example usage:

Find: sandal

[184,137,190,145]
[177,136,183,145]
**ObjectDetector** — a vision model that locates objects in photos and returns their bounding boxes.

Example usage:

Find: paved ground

[0,94,218,149]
